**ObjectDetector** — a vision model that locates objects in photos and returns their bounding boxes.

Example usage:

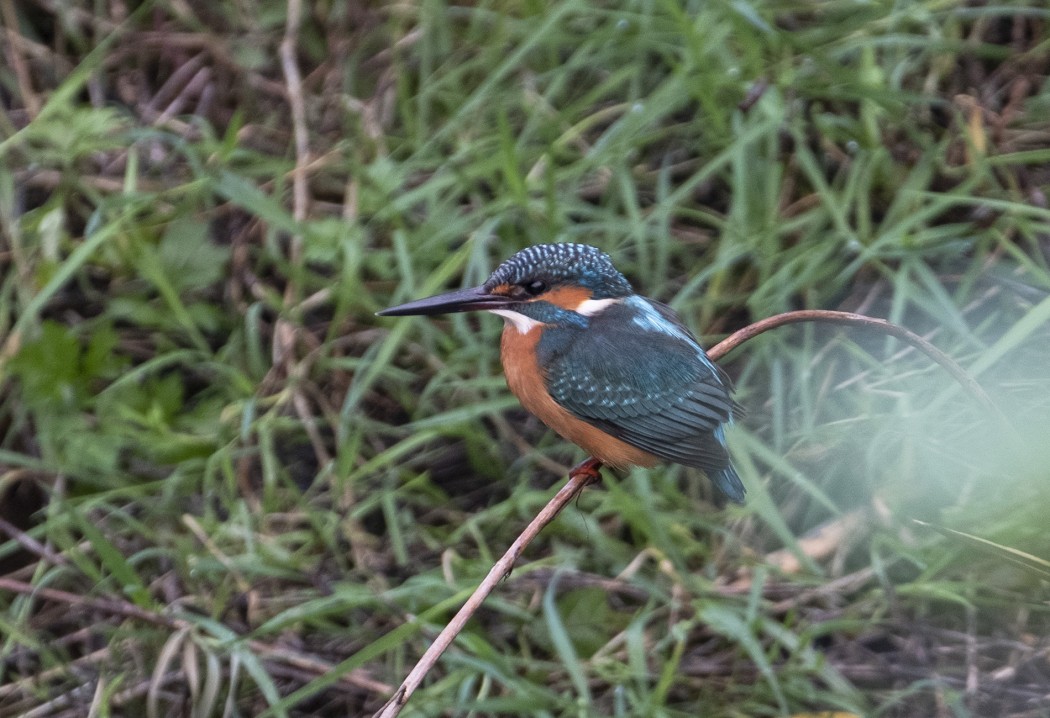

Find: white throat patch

[488,309,542,334]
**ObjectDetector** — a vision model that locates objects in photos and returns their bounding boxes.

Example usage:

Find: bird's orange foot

[569,457,603,486]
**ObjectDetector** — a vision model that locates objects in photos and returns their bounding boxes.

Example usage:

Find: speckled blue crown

[484,243,633,298]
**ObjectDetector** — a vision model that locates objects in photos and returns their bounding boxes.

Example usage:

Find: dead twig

[707,309,1006,426]
[1,0,42,116]
[279,0,310,263]
[0,577,384,697]
[371,458,603,718]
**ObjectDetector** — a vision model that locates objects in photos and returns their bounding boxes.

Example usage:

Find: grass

[2,0,1050,715]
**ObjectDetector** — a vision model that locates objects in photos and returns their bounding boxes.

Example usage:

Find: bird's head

[377,243,634,330]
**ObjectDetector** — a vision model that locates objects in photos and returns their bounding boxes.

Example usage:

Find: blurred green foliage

[1,0,1049,716]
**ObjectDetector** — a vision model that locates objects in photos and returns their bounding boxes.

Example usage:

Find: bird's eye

[524,280,548,296]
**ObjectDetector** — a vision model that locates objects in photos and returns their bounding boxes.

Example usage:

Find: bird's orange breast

[500,324,657,469]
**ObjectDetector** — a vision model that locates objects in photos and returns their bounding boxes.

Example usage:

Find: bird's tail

[711,465,746,505]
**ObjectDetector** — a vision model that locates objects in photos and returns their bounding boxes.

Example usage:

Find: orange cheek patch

[532,285,591,310]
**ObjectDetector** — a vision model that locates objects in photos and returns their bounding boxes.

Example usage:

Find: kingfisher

[378,243,745,504]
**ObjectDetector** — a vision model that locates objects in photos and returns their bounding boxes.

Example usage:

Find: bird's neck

[488,301,588,335]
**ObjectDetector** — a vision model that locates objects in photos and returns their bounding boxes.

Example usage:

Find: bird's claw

[569,457,603,485]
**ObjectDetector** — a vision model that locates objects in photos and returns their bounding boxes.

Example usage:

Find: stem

[706,309,1005,423]
[371,459,603,718]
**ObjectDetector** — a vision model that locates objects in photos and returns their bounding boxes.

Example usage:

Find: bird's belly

[500,325,656,469]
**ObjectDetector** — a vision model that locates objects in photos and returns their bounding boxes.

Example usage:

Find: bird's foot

[569,457,603,486]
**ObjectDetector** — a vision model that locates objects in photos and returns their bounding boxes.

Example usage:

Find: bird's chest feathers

[500,324,550,417]
[499,323,576,415]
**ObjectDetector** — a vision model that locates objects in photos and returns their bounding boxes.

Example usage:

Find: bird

[377,243,745,504]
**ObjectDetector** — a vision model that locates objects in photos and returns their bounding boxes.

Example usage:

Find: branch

[371,459,602,718]
[706,309,1005,424]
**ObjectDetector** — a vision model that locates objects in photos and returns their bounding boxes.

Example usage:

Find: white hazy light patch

[575,297,621,316]
[489,308,542,334]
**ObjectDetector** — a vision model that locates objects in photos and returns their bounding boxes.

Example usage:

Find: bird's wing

[647,300,743,415]
[543,298,735,473]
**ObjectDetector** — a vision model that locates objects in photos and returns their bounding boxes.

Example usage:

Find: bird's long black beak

[377,285,513,316]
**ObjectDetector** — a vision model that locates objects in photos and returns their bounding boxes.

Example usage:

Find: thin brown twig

[274,0,307,368]
[278,0,337,486]
[706,309,1006,424]
[0,516,68,566]
[1,0,42,116]
[0,647,111,702]
[0,577,180,629]
[371,458,603,718]
[373,309,1007,717]
[0,577,383,695]
[280,0,309,260]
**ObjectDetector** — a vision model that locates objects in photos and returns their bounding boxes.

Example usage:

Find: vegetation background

[2,0,1049,716]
